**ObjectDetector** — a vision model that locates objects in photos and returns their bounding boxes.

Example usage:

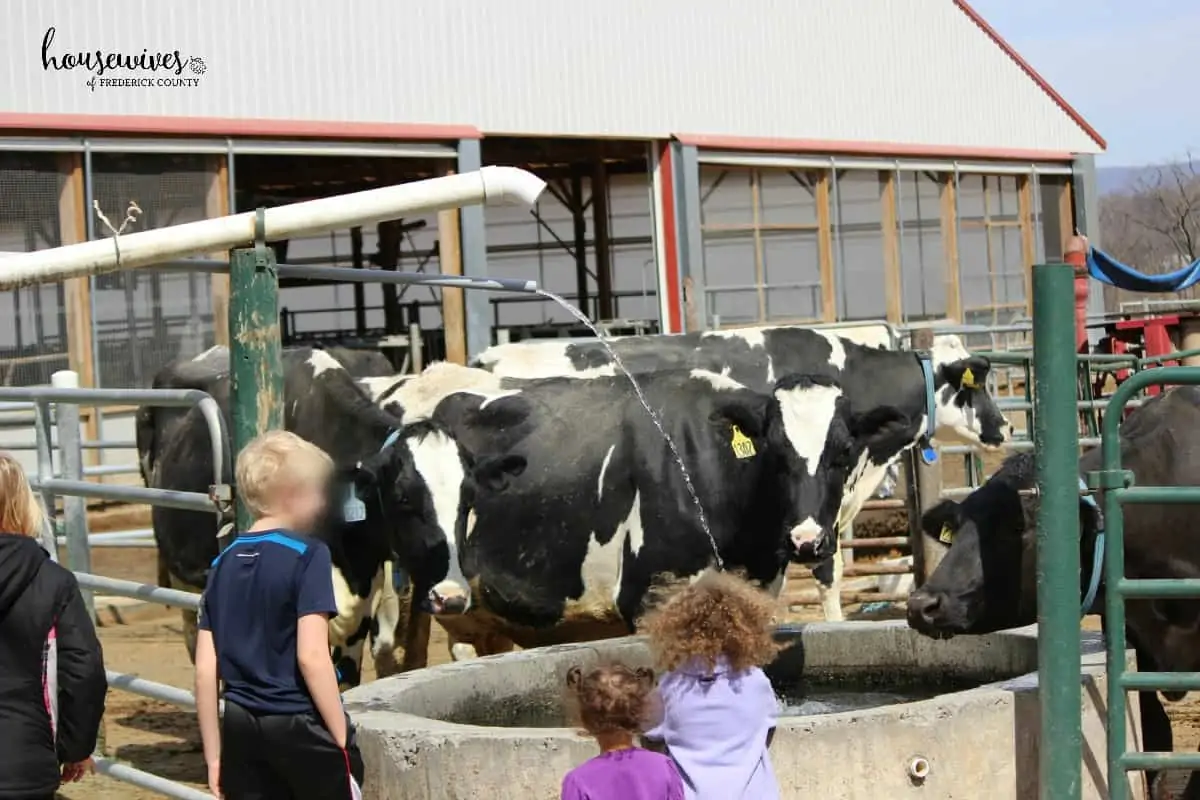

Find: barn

[0,0,1104,391]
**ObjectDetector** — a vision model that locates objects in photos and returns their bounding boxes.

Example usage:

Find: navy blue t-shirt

[198,530,338,714]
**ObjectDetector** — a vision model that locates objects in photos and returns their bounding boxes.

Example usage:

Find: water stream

[536,289,722,568]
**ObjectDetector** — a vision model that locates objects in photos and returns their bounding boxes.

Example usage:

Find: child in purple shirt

[561,663,684,800]
[642,571,782,800]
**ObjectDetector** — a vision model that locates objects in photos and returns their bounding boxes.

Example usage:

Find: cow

[320,346,395,379]
[906,386,1200,798]
[363,361,912,665]
[136,347,520,687]
[472,326,1014,620]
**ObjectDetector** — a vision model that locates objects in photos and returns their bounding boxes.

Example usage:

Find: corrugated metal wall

[10,0,1098,153]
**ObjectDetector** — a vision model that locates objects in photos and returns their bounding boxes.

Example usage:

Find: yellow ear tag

[730,425,756,459]
[939,524,956,545]
[961,367,977,390]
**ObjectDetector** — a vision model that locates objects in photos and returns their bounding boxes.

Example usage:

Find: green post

[228,210,284,531]
[1032,262,1082,800]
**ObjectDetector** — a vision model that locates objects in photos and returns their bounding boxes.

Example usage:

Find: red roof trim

[0,113,479,141]
[673,134,1075,162]
[953,0,1106,150]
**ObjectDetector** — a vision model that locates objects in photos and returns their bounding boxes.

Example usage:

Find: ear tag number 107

[730,426,756,459]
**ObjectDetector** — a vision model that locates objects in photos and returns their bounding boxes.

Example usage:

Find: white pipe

[908,755,931,781]
[0,166,546,291]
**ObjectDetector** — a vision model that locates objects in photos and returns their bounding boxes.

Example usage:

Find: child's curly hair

[641,570,781,673]
[566,663,657,735]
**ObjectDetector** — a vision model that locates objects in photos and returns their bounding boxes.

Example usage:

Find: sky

[967,0,1197,167]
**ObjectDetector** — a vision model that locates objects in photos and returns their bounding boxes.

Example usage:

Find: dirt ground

[70,505,1200,800]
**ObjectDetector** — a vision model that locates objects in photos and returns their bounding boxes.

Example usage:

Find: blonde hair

[235,430,334,518]
[0,453,45,538]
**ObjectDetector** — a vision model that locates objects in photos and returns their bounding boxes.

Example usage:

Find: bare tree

[1099,153,1200,308]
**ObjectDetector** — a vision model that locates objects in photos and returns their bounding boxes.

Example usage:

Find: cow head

[712,374,911,563]
[907,456,1102,638]
[930,336,1013,449]
[348,419,522,616]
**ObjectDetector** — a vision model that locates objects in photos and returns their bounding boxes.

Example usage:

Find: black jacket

[0,534,107,798]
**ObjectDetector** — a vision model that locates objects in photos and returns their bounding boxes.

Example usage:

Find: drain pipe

[908,755,931,782]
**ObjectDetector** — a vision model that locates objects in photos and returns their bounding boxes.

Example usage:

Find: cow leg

[164,569,201,663]
[813,552,844,622]
[371,562,404,678]
[402,610,432,670]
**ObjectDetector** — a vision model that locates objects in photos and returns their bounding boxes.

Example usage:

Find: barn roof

[1,0,1102,156]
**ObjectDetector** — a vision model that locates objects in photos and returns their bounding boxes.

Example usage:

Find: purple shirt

[644,659,779,800]
[561,748,684,800]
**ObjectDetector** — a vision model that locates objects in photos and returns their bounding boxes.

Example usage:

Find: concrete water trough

[344,622,1143,799]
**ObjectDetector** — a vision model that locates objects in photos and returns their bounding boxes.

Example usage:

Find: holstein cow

[473,326,1013,619]
[364,362,912,663]
[906,387,1200,797]
[136,347,515,687]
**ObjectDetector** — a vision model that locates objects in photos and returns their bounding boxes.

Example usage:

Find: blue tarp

[1087,246,1200,293]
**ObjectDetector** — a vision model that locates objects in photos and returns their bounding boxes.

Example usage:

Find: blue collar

[918,355,938,465]
[1079,476,1105,617]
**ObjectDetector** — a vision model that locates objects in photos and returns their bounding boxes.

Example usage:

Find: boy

[194,430,365,800]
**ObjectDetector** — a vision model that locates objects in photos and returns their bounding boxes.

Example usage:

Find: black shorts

[220,701,365,800]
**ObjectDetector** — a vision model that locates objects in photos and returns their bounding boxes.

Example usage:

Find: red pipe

[1065,235,1090,352]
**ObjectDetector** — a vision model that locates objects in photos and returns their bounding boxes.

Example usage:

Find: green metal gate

[1033,260,1200,799]
[1093,366,1200,798]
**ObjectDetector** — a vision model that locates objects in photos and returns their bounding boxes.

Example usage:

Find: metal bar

[58,539,152,548]
[93,758,212,800]
[31,478,214,512]
[74,572,200,609]
[841,537,910,549]
[0,386,215,406]
[1116,486,1200,505]
[843,563,912,577]
[53,371,93,616]
[1121,753,1200,772]
[82,463,140,477]
[229,242,284,531]
[1119,672,1200,692]
[1116,578,1200,599]
[106,670,197,708]
[0,167,546,291]
[1032,261,1081,800]
[32,399,58,560]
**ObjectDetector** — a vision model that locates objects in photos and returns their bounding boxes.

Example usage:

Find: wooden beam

[750,170,767,322]
[880,171,902,323]
[57,152,99,475]
[439,169,467,364]
[940,174,961,321]
[1059,177,1075,255]
[207,155,231,347]
[1018,175,1036,315]
[815,170,836,321]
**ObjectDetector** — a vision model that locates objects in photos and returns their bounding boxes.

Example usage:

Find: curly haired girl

[561,663,683,800]
[640,571,781,800]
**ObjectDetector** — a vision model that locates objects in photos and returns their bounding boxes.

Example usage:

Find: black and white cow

[136,347,513,687]
[906,387,1200,797]
[473,326,1014,619]
[361,362,911,662]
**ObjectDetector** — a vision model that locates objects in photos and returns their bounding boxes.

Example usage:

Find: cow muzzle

[789,518,833,561]
[906,589,955,639]
[428,581,471,615]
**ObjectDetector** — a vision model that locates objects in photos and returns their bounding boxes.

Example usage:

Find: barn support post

[1071,155,1105,321]
[652,141,698,333]
[1032,260,1082,800]
[902,328,942,587]
[228,212,284,532]
[350,226,367,337]
[592,156,613,321]
[207,155,232,348]
[438,166,468,365]
[457,139,491,357]
[570,171,591,318]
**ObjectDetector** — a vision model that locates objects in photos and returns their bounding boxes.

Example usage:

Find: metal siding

[6,0,1097,153]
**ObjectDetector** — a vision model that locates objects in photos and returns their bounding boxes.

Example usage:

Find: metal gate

[1093,366,1200,799]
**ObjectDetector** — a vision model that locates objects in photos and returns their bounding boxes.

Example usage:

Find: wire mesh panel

[0,152,68,387]
[958,174,1026,327]
[897,171,947,322]
[832,170,887,321]
[89,153,215,388]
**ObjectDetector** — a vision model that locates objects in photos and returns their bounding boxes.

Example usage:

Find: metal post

[52,370,93,618]
[33,399,58,561]
[1032,261,1082,800]
[228,210,284,531]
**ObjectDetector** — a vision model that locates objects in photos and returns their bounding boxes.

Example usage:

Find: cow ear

[849,406,911,450]
[921,499,962,544]
[709,396,767,440]
[566,666,583,688]
[473,453,527,492]
[941,356,992,392]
